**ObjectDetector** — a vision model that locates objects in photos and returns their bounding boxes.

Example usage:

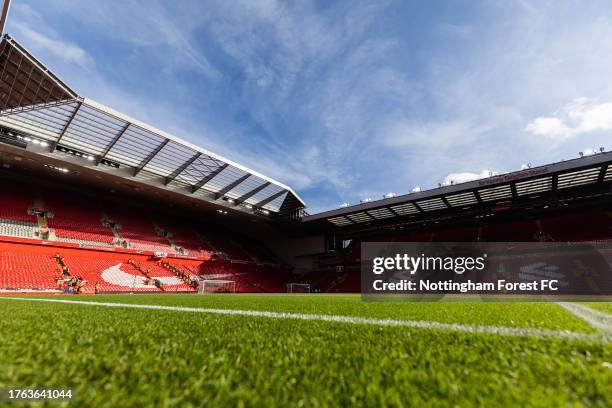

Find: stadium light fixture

[383,192,396,199]
[360,198,372,203]
[411,186,421,193]
[339,203,349,208]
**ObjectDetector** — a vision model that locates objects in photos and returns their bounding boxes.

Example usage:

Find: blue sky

[6,0,612,213]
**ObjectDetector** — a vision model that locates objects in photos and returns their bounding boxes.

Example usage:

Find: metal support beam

[387,206,401,217]
[214,174,251,200]
[509,182,518,199]
[472,189,484,206]
[0,0,11,36]
[342,216,355,224]
[597,164,608,183]
[235,181,271,204]
[51,100,81,152]
[254,189,286,208]
[164,152,200,185]
[440,196,451,209]
[191,163,228,193]
[96,122,130,165]
[133,139,169,176]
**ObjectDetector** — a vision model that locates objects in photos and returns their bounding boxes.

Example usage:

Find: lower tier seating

[0,250,58,290]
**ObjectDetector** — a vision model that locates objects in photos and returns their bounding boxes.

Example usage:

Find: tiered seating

[199,261,288,292]
[45,192,114,246]
[0,219,35,238]
[135,260,193,291]
[208,230,252,261]
[0,185,35,222]
[60,256,164,293]
[0,185,37,239]
[541,212,612,242]
[0,250,58,289]
[163,224,212,257]
[107,208,173,253]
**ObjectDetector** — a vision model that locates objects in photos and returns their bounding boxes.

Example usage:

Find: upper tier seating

[162,223,212,257]
[45,192,115,246]
[207,230,252,261]
[107,207,173,252]
[0,185,35,222]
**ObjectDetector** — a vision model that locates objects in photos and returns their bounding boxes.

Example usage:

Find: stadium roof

[0,35,306,214]
[304,150,612,227]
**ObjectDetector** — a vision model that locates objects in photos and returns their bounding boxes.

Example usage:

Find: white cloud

[442,170,501,185]
[13,23,94,68]
[526,98,612,139]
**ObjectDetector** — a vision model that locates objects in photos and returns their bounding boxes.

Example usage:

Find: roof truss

[0,36,305,214]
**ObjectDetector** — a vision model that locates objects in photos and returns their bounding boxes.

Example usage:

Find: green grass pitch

[0,294,610,407]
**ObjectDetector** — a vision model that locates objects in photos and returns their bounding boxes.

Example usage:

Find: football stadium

[0,1,611,406]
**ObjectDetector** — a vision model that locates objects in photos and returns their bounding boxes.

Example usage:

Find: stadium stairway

[159,260,199,290]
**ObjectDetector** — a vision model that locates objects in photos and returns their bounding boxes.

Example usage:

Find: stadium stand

[105,206,173,252]
[0,249,58,290]
[44,191,115,246]
[0,185,37,239]
[156,223,213,257]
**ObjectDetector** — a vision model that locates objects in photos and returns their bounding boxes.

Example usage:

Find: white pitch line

[557,302,612,334]
[3,297,611,343]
